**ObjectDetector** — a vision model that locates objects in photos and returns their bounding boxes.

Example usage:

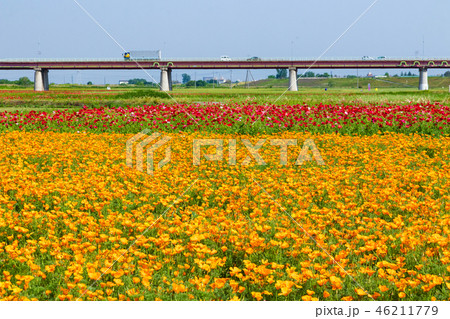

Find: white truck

[123,50,161,61]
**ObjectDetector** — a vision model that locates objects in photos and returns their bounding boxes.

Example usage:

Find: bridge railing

[0,57,449,62]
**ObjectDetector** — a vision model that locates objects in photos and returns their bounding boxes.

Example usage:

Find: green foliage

[302,71,315,77]
[185,80,206,87]
[114,89,169,99]
[0,77,33,86]
[276,69,287,79]
[127,78,156,86]
[181,73,191,84]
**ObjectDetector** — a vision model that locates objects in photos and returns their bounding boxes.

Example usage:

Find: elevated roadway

[1,58,448,91]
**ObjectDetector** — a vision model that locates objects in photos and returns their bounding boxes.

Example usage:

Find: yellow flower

[355,288,367,296]
[379,285,389,292]
[251,292,263,301]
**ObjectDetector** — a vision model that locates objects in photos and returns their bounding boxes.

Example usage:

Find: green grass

[236,76,450,90]
[1,84,450,114]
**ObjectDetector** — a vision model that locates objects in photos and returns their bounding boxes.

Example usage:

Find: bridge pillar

[288,67,298,91]
[43,69,49,91]
[419,67,428,90]
[34,69,44,91]
[160,67,172,91]
[34,68,49,91]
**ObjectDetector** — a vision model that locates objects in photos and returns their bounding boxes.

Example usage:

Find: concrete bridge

[1,58,449,92]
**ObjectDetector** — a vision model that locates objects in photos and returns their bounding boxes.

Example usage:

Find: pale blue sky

[1,0,449,84]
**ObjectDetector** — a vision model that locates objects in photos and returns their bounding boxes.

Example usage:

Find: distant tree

[444,71,450,77]
[276,69,287,79]
[384,72,389,77]
[346,75,357,79]
[0,79,11,84]
[186,80,206,87]
[182,73,191,84]
[407,72,412,77]
[17,77,32,86]
[267,75,276,79]
[87,81,93,85]
[128,78,151,85]
[303,71,315,77]
[128,78,143,85]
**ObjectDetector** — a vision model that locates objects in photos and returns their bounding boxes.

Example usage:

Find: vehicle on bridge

[247,56,261,61]
[220,55,232,61]
[362,56,374,60]
[123,50,161,61]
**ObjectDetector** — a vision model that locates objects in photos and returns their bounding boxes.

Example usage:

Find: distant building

[203,76,227,84]
[119,80,129,85]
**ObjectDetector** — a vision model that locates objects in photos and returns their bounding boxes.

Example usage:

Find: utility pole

[213,72,215,89]
[245,70,255,89]
[291,41,294,61]
[194,72,196,89]
[230,70,232,89]
[356,68,359,89]
[245,70,249,89]
[422,35,425,59]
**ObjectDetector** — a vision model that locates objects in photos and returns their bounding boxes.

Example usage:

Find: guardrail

[1,57,449,62]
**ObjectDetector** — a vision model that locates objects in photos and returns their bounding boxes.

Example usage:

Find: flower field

[0,102,450,135]
[0,126,449,300]
[0,88,449,301]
